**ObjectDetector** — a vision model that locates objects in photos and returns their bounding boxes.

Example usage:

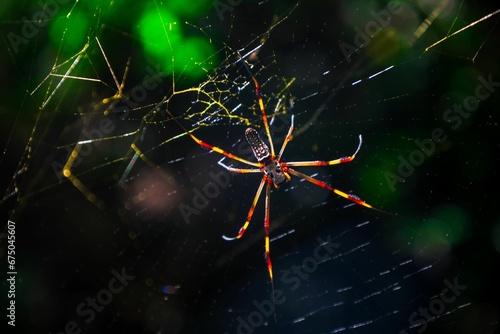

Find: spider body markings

[245,127,289,186]
[173,60,388,285]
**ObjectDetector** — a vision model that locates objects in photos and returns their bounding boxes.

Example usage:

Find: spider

[174,59,386,286]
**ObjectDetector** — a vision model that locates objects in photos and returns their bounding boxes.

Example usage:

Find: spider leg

[283,135,362,167]
[263,177,273,281]
[276,115,294,162]
[241,59,276,158]
[218,156,262,173]
[167,110,263,168]
[222,176,266,241]
[285,167,388,213]
[187,130,263,168]
[252,75,275,158]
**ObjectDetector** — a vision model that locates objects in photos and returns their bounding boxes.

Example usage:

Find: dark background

[1,1,500,333]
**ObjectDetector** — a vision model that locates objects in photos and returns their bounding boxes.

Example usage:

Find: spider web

[1,1,500,333]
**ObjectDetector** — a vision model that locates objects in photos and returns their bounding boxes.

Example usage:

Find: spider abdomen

[245,128,270,161]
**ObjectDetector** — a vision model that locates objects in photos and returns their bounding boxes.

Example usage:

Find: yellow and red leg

[222,176,267,241]
[285,167,388,214]
[263,177,273,281]
[217,158,262,174]
[242,60,276,158]
[283,135,363,167]
[276,115,295,162]
[167,109,263,168]
[188,131,263,168]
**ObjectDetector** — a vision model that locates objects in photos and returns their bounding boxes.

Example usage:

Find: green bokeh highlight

[358,130,419,204]
[365,27,408,66]
[429,204,468,245]
[398,204,469,257]
[49,12,89,53]
[171,37,214,77]
[137,7,215,80]
[138,9,182,58]
[167,0,211,17]
[358,153,407,204]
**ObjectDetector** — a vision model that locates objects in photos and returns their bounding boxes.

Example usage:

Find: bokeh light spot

[167,0,211,17]
[49,12,89,53]
[138,8,182,62]
[171,37,215,79]
[137,8,214,79]
[430,204,469,245]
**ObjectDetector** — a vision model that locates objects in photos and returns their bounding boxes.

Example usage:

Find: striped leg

[218,158,262,174]
[263,177,277,320]
[241,58,275,158]
[167,110,263,168]
[222,176,266,241]
[276,115,294,162]
[188,131,263,168]
[285,167,387,213]
[283,135,362,167]
[263,177,273,281]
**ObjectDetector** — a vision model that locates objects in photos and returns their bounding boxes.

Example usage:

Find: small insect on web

[168,52,390,306]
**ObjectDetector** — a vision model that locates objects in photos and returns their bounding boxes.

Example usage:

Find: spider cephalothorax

[245,127,289,186]
[263,159,288,186]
